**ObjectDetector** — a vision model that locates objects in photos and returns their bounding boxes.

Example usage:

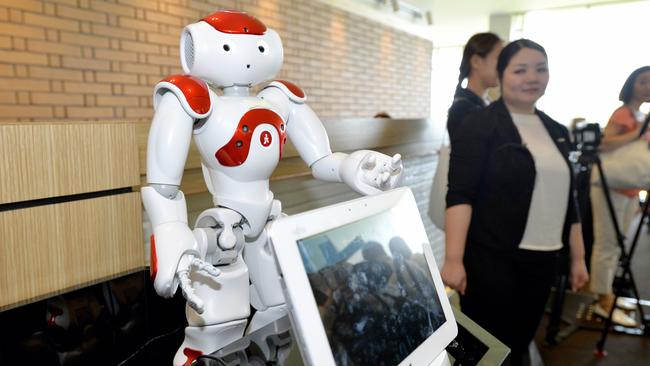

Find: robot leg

[244,227,293,364]
[174,320,247,366]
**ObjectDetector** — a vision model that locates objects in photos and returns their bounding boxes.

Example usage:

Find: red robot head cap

[201,10,267,35]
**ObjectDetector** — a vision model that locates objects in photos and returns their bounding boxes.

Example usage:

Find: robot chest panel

[194,99,287,171]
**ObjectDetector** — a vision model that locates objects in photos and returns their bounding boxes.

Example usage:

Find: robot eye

[257,41,268,54]
[223,44,230,52]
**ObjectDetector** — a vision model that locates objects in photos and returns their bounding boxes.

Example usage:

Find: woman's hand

[569,257,589,292]
[568,223,589,292]
[441,259,467,295]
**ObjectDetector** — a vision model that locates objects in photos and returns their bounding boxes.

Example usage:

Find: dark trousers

[460,244,559,366]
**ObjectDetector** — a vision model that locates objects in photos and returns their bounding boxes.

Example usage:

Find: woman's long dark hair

[496,39,547,81]
[455,32,501,96]
[619,66,650,103]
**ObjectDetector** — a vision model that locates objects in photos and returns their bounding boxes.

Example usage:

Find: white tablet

[268,187,457,366]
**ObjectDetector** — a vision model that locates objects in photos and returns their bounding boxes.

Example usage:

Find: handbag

[429,96,480,230]
[428,140,450,230]
[594,139,650,189]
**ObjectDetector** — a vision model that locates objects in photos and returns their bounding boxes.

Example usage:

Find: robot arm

[143,83,220,312]
[312,150,403,195]
[259,81,403,195]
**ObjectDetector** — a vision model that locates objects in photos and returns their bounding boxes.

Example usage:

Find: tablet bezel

[268,187,457,366]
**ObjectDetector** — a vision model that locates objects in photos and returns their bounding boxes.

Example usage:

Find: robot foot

[173,320,247,366]
[248,312,293,365]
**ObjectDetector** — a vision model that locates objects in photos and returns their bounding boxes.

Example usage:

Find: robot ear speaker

[181,30,195,72]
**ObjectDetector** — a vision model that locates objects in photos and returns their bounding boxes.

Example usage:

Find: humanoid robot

[141,10,403,366]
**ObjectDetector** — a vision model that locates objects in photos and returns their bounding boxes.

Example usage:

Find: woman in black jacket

[441,39,589,365]
[447,32,502,140]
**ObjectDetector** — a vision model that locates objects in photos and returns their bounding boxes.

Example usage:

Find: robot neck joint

[223,85,251,97]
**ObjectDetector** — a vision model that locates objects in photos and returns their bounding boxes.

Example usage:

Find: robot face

[180,14,283,88]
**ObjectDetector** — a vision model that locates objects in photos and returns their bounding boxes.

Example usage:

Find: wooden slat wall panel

[0,192,144,311]
[0,121,140,204]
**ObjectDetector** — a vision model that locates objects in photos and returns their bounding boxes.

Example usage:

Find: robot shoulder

[154,74,213,119]
[263,80,306,104]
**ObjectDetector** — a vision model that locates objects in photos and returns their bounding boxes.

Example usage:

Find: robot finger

[363,169,377,185]
[178,271,205,314]
[390,154,402,173]
[362,154,377,170]
[379,172,391,186]
[374,171,390,187]
[190,257,221,278]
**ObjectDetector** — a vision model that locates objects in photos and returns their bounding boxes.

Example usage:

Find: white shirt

[511,113,570,251]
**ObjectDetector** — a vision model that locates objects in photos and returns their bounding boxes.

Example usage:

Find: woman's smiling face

[501,47,549,111]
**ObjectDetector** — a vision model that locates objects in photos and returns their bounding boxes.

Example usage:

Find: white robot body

[142,10,403,366]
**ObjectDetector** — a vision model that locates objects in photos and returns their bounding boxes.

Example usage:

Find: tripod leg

[595,294,619,358]
[624,270,649,328]
[593,159,629,356]
[594,159,627,252]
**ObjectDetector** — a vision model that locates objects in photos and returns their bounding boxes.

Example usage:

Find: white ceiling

[324,0,640,45]
[411,0,631,22]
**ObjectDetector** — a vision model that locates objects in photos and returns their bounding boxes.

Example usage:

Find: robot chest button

[260,131,273,147]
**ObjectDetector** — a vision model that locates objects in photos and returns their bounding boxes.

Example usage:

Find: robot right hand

[149,221,220,309]
[179,208,244,313]
[176,253,221,314]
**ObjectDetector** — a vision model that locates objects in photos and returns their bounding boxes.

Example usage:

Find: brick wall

[0,0,432,121]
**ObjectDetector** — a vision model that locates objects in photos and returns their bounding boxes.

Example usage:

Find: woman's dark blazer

[446,98,580,252]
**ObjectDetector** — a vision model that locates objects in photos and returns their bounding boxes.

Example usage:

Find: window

[430,46,463,140]
[511,1,650,125]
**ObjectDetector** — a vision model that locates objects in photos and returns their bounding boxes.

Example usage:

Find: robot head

[180,11,283,88]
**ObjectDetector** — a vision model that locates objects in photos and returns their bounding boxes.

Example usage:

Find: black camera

[572,122,602,154]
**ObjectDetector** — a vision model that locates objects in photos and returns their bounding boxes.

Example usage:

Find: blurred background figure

[590,66,650,326]
[447,32,503,140]
[373,111,392,118]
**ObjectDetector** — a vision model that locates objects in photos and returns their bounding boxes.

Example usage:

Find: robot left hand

[342,150,403,195]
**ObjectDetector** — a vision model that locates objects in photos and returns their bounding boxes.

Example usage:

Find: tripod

[591,150,650,356]
[545,148,650,350]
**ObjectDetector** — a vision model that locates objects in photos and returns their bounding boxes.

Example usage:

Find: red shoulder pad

[160,74,211,116]
[274,80,305,99]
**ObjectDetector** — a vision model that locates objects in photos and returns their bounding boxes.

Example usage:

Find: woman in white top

[442,39,589,366]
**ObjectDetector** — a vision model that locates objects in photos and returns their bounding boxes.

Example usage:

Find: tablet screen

[297,210,446,366]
